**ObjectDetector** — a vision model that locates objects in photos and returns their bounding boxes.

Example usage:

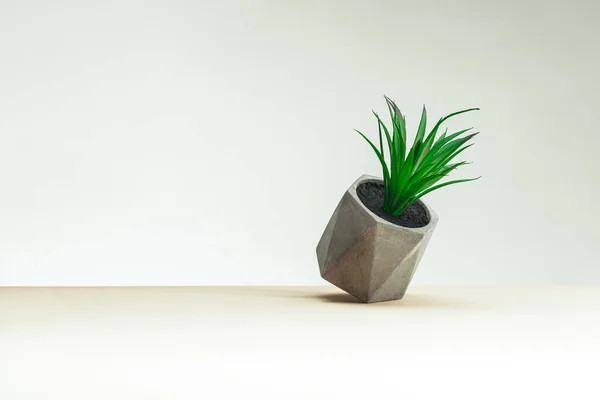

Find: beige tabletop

[1,286,598,399]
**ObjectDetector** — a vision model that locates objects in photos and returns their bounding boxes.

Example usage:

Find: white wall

[1,0,598,285]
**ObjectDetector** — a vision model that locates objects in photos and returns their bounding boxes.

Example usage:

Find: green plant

[355,96,480,216]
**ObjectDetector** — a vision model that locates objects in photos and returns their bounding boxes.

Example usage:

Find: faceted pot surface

[316,175,438,303]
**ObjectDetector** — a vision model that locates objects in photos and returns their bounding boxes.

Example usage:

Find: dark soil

[356,181,430,228]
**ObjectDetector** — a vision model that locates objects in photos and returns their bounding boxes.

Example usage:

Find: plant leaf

[398,177,481,215]
[430,108,479,137]
[415,105,427,144]
[405,161,470,195]
[419,107,479,164]
[354,129,391,186]
[372,111,393,159]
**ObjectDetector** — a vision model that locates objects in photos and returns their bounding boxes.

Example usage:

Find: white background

[1,0,599,285]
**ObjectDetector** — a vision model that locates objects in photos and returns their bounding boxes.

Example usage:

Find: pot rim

[349,174,438,233]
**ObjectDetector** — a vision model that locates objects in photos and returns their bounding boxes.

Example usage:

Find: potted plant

[316,96,480,303]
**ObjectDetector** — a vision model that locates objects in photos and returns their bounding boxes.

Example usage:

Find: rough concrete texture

[316,175,438,303]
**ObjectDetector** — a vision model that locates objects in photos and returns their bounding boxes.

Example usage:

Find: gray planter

[316,175,438,303]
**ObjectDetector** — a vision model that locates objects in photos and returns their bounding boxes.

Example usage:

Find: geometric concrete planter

[316,174,438,303]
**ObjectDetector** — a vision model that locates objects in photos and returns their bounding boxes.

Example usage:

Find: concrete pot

[316,175,438,303]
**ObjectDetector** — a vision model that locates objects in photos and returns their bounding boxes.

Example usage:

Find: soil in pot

[356,181,430,228]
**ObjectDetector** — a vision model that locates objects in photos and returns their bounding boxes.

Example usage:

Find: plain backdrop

[0,0,598,285]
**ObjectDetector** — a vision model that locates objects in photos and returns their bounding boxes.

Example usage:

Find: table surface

[1,286,599,400]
